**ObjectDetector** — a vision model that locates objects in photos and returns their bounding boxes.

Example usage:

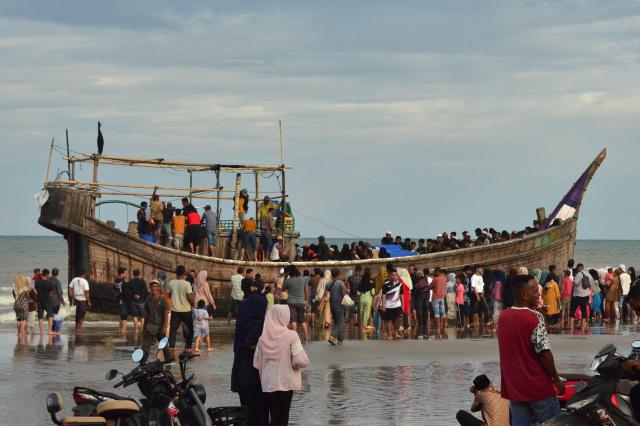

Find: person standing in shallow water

[231,288,268,426]
[327,268,347,345]
[498,274,564,425]
[253,305,310,426]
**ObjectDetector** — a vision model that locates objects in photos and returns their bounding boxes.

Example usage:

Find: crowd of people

[135,191,293,262]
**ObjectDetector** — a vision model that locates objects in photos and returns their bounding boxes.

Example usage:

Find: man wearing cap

[257,195,275,222]
[381,231,393,245]
[142,280,171,362]
[456,374,509,426]
[201,205,218,257]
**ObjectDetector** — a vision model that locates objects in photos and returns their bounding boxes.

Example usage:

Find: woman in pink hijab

[193,271,216,316]
[254,304,309,426]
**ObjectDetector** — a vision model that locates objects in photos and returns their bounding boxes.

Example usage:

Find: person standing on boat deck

[167,265,195,351]
[68,270,91,333]
[284,267,309,341]
[240,217,257,261]
[137,201,149,238]
[381,231,393,245]
[236,188,250,222]
[201,205,218,257]
[498,274,564,425]
[150,188,164,244]
[228,267,245,324]
[172,208,185,251]
[260,206,276,260]
[161,202,175,247]
[185,206,202,254]
[257,195,275,222]
[327,267,347,345]
[113,267,130,335]
[315,235,330,261]
[128,269,149,334]
[270,235,287,262]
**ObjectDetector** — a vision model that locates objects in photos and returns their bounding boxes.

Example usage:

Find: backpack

[581,273,590,290]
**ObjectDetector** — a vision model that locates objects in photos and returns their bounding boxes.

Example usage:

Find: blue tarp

[377,244,417,258]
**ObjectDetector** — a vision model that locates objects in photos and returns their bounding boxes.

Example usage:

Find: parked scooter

[543,340,640,425]
[46,337,246,425]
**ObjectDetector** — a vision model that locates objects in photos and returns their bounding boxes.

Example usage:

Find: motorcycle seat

[74,387,129,401]
[96,400,139,419]
[62,417,107,425]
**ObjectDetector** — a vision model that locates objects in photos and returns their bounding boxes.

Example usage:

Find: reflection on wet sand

[3,322,640,425]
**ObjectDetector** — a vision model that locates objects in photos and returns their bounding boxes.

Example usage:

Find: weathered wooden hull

[39,186,576,313]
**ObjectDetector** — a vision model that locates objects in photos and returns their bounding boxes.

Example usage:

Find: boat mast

[45,138,54,186]
[230,173,242,258]
[65,129,71,178]
[279,119,286,239]
[215,167,221,241]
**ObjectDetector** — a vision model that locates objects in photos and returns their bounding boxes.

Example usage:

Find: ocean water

[1,236,638,323]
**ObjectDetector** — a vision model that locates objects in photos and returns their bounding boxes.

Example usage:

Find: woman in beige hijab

[316,270,332,328]
[13,276,31,336]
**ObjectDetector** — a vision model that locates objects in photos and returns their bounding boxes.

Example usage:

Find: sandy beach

[2,322,640,425]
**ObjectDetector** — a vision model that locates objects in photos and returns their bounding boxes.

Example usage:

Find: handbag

[341,294,355,307]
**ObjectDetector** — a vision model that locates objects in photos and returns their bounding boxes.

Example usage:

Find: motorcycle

[543,340,640,425]
[46,338,246,425]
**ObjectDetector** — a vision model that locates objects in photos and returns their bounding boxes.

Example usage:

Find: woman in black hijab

[231,292,268,426]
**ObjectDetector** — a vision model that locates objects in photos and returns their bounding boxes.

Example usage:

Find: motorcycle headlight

[567,394,598,410]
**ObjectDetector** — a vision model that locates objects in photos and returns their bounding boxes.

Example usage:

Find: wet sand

[2,322,640,425]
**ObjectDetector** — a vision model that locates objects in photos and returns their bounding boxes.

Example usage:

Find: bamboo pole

[44,138,54,185]
[65,154,289,172]
[230,173,242,259]
[188,170,193,203]
[65,129,71,178]
[92,155,99,189]
[215,169,221,238]
[49,180,224,193]
[254,171,260,218]
[92,191,281,201]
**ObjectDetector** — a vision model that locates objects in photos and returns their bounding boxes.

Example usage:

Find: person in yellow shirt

[256,196,275,222]
[239,217,257,261]
[542,276,561,327]
[172,208,186,251]
[236,189,249,222]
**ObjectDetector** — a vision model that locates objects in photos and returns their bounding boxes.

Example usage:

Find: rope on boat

[291,209,363,240]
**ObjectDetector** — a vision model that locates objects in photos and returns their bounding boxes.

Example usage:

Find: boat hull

[39,187,576,313]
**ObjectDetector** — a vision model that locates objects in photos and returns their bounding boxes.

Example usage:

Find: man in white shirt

[68,270,91,333]
[619,264,633,323]
[471,266,490,327]
[228,267,245,325]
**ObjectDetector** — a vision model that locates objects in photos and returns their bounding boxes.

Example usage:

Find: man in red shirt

[498,274,564,425]
[429,269,448,338]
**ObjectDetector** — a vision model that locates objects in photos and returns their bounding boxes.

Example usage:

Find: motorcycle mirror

[131,349,145,363]
[105,369,119,381]
[632,340,640,350]
[46,392,63,414]
[595,344,617,358]
[158,336,169,350]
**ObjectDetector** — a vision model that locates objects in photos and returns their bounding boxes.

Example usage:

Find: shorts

[571,296,589,319]
[194,322,209,338]
[561,298,571,312]
[118,299,130,320]
[311,300,319,314]
[432,298,445,318]
[37,304,54,320]
[75,301,89,322]
[186,224,201,245]
[383,307,403,321]
[546,313,560,325]
[241,232,257,251]
[173,233,184,249]
[207,231,217,246]
[230,299,242,316]
[288,304,306,324]
[129,301,145,318]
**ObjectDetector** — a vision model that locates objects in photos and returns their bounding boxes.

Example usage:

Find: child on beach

[192,300,212,352]
[455,274,466,329]
[264,285,275,310]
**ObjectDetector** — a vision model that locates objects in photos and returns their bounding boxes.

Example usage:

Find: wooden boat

[38,146,606,312]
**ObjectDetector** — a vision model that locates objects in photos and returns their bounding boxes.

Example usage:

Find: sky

[1,0,640,239]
